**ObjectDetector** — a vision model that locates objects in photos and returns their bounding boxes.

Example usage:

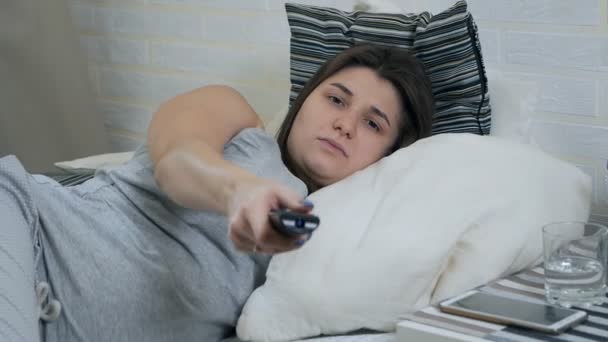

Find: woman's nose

[332,114,357,138]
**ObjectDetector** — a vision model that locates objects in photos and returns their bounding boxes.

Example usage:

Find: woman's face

[287,66,402,188]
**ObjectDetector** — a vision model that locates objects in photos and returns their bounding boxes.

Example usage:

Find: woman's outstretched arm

[147,85,311,254]
[148,85,263,214]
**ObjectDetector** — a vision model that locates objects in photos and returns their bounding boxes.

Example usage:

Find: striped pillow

[286,0,490,135]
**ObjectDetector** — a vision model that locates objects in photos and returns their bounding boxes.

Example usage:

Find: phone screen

[447,292,579,326]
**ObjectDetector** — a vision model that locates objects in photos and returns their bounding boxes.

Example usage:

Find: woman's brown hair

[276,43,435,188]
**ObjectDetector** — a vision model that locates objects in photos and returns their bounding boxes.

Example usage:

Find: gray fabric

[0,127,307,341]
[0,157,41,342]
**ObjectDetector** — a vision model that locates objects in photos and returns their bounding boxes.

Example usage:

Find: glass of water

[543,221,608,307]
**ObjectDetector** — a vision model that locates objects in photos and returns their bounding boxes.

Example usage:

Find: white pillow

[236,133,591,341]
[54,151,135,172]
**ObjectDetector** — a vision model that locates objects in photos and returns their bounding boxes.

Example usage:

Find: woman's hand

[227,177,314,255]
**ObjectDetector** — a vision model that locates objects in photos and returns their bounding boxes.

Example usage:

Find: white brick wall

[69,0,608,216]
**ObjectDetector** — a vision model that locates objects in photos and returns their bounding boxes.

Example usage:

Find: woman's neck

[285,157,321,195]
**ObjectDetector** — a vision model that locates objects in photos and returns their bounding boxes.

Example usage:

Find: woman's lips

[318,137,347,157]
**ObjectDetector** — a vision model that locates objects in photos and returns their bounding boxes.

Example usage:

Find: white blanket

[237,133,591,341]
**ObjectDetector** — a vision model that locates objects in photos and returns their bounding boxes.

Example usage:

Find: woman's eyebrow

[330,82,353,96]
[371,106,391,127]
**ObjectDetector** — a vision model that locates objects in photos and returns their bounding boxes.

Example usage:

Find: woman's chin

[306,164,344,186]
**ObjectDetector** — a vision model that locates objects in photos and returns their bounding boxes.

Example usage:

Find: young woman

[0,44,434,341]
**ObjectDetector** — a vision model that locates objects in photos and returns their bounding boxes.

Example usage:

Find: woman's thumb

[277,189,314,212]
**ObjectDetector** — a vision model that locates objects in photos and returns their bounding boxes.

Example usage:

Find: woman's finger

[229,228,256,252]
[230,227,256,249]
[273,186,314,213]
[246,210,309,254]
[257,223,310,253]
[245,204,300,250]
[232,182,315,254]
[228,210,258,252]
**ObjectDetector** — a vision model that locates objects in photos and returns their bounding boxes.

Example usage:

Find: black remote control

[269,209,320,237]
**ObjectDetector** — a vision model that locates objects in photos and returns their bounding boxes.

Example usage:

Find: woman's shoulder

[223,127,281,165]
[100,126,306,201]
[225,127,308,197]
[227,127,275,149]
[125,127,275,171]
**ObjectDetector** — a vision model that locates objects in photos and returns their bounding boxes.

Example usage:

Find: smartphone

[438,290,587,334]
[269,209,320,237]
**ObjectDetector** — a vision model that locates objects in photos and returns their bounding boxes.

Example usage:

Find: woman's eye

[328,96,343,106]
[366,119,380,132]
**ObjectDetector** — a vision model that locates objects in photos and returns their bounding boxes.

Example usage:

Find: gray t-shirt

[36,128,307,341]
